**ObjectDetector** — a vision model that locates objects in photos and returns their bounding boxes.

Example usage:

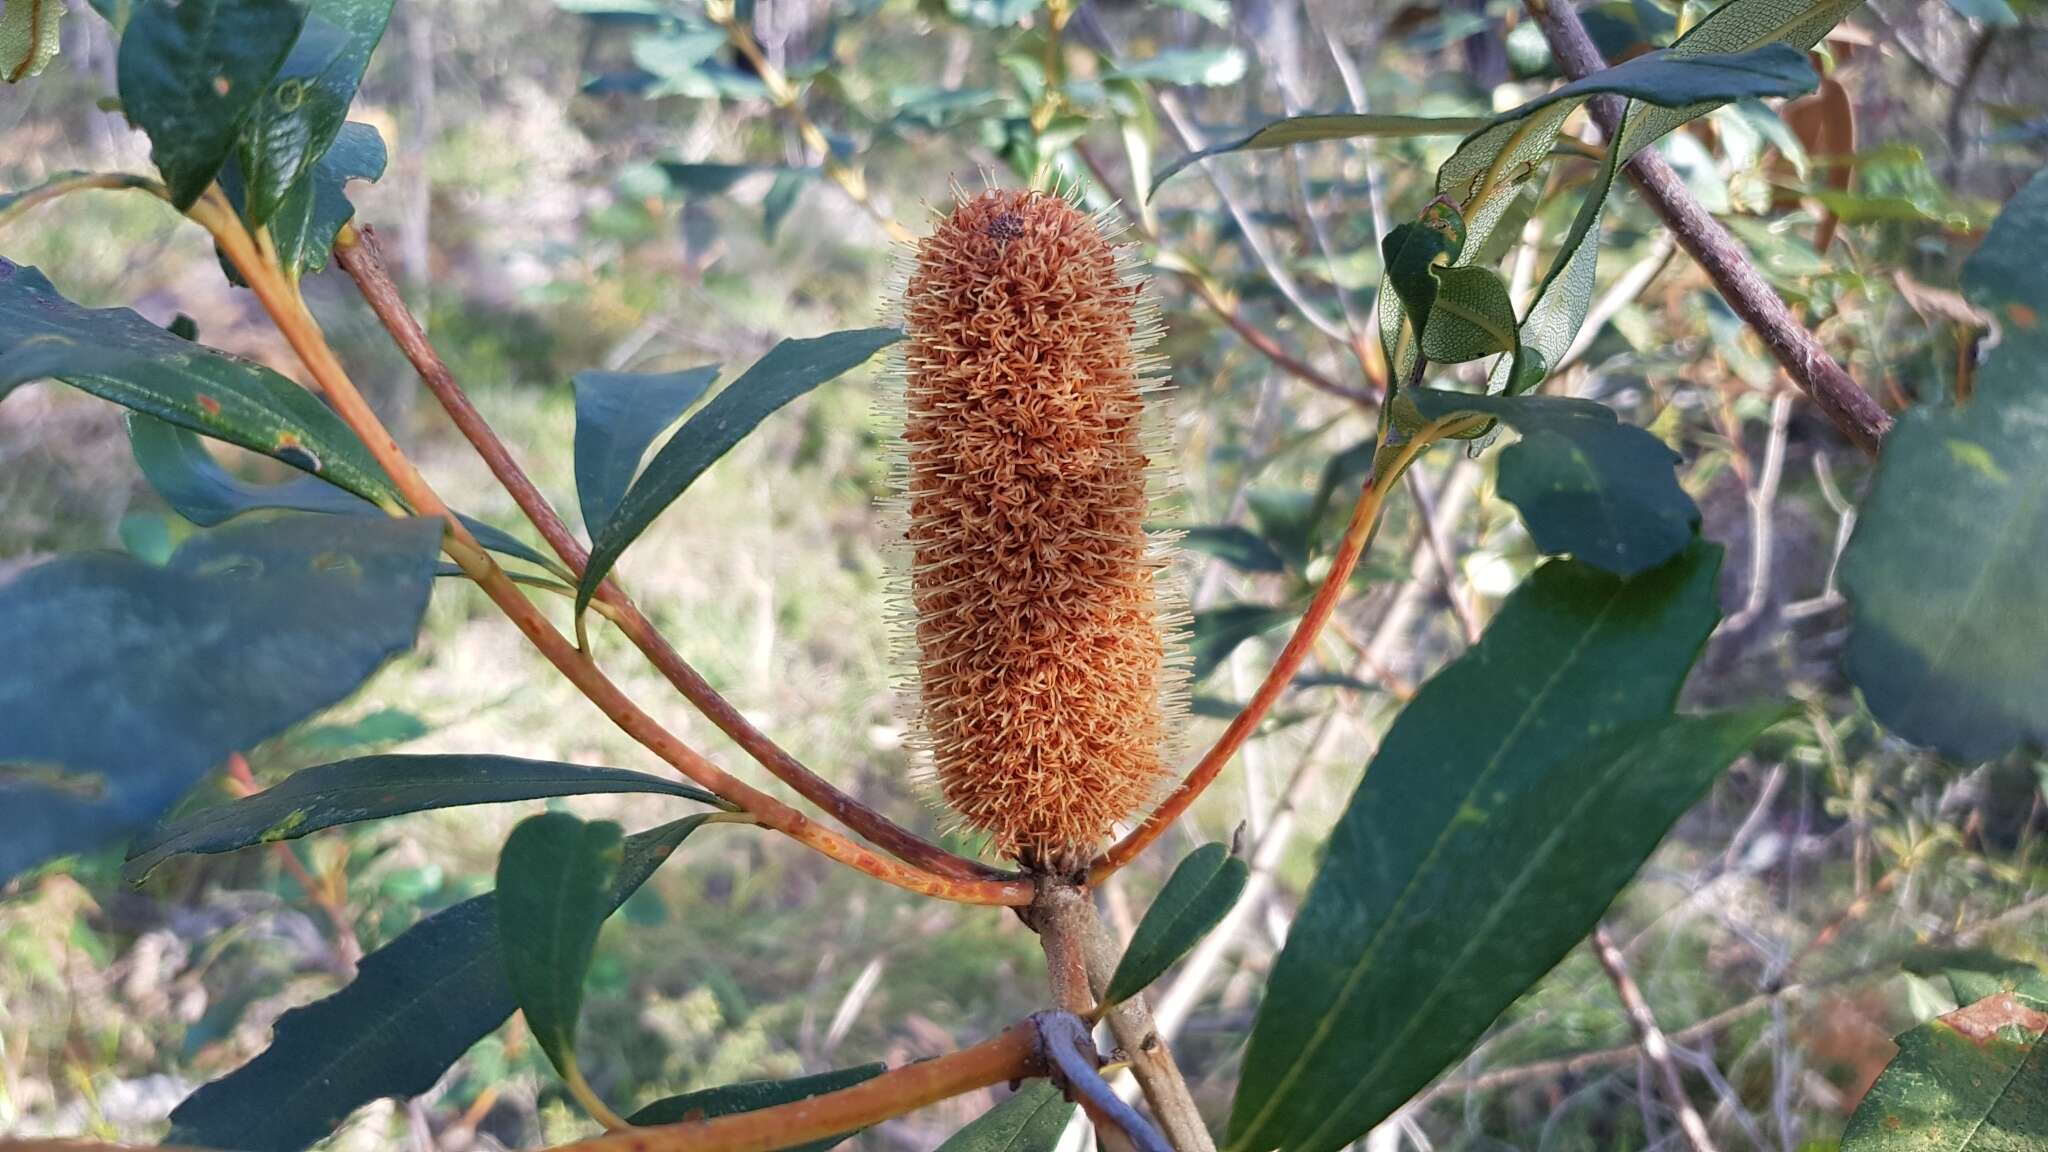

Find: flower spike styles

[888,185,1185,874]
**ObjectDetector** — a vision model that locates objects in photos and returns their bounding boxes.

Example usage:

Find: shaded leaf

[2,0,63,82]
[1151,114,1490,196]
[0,514,441,883]
[1229,545,1749,1152]
[1176,525,1288,573]
[497,814,624,1077]
[630,1064,887,1152]
[126,754,721,881]
[572,364,720,533]
[1408,389,1699,576]
[127,412,562,575]
[1419,266,1518,365]
[0,259,401,508]
[168,817,709,1152]
[1839,168,2048,761]
[116,0,306,209]
[936,1082,1076,1152]
[1190,603,1296,683]
[576,328,900,622]
[221,119,387,284]
[1105,842,1250,1006]
[1840,986,2048,1150]
[233,0,395,227]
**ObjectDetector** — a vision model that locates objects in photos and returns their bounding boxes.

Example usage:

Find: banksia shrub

[891,186,1181,873]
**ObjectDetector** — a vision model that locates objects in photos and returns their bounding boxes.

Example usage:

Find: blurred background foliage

[1,0,2044,1147]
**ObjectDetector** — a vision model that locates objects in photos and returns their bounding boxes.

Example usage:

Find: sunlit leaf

[1,0,63,83]
[1229,545,1759,1152]
[935,1082,1076,1151]
[1841,985,2048,1150]
[1105,842,1250,1006]
[233,0,395,227]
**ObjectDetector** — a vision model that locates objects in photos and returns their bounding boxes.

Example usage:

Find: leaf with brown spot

[1841,982,2048,1150]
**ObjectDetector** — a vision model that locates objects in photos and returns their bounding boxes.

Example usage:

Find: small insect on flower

[887,185,1185,875]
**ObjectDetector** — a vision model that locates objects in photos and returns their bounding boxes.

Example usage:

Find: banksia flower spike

[888,185,1184,875]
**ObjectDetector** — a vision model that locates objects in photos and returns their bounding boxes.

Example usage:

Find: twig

[197,195,1029,907]
[333,225,1013,887]
[1942,28,1996,187]
[1722,391,1792,634]
[1094,414,1481,878]
[1523,0,1893,456]
[1591,924,1721,1152]
[1032,883,1218,1152]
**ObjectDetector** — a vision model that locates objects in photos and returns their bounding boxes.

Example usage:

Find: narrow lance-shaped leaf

[168,817,711,1152]
[572,364,720,533]
[127,413,565,577]
[1407,389,1699,577]
[1840,984,2048,1151]
[496,814,627,1080]
[935,1082,1077,1152]
[0,260,402,509]
[116,0,306,209]
[1189,603,1297,684]
[126,754,725,881]
[1150,113,1490,196]
[1105,842,1251,1006]
[576,327,901,622]
[1228,544,1762,1152]
[1174,525,1288,574]
[0,514,441,883]
[631,1064,888,1152]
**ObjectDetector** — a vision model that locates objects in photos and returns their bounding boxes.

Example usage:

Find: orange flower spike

[893,186,1184,874]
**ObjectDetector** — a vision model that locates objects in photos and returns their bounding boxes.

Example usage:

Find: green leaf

[496,813,625,1078]
[1377,200,1466,389]
[2,0,64,83]
[116,0,307,209]
[1840,986,2048,1151]
[1190,603,1296,683]
[1839,168,2048,762]
[125,754,722,881]
[0,514,441,883]
[1107,47,1246,87]
[0,260,402,509]
[291,706,428,752]
[572,364,720,534]
[1408,390,1699,576]
[127,412,563,576]
[576,328,901,622]
[1150,114,1490,196]
[1419,266,1518,365]
[1176,525,1288,573]
[1105,842,1250,1007]
[1228,544,1747,1152]
[935,1082,1076,1152]
[222,118,387,284]
[629,1064,888,1152]
[167,817,708,1152]
[233,0,395,227]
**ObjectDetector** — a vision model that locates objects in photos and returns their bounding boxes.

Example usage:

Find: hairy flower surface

[894,187,1177,872]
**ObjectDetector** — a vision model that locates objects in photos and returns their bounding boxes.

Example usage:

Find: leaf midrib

[1232,582,1629,1150]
